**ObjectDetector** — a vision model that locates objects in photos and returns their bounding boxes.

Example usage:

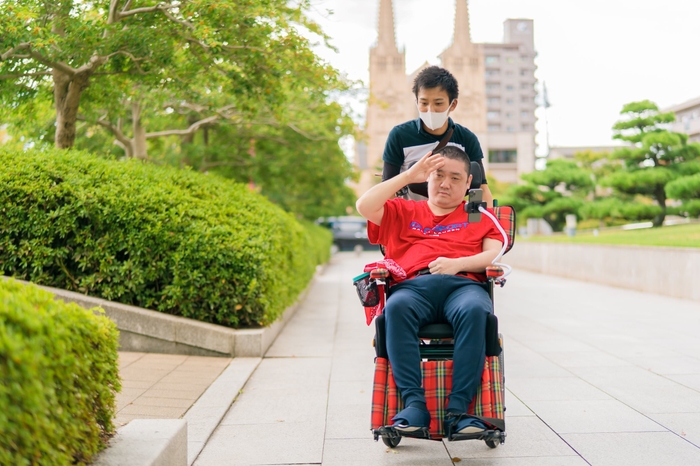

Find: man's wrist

[388,172,411,194]
[397,171,412,186]
[458,256,472,273]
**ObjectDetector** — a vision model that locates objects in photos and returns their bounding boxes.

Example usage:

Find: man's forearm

[356,172,410,221]
[382,162,401,182]
[481,184,494,208]
[456,249,500,272]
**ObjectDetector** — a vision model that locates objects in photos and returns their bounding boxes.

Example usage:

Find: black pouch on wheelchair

[485,313,502,357]
[353,272,379,307]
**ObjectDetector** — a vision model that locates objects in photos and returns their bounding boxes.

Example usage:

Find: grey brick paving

[115,352,231,426]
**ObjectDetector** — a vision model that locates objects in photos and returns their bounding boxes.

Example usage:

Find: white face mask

[417,101,452,130]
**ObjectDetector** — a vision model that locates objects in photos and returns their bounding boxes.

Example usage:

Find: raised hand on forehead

[405,151,444,184]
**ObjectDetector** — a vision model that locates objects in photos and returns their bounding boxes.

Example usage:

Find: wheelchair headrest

[468,161,482,192]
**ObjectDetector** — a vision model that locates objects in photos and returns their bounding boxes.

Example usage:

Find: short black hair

[412,66,459,102]
[434,145,470,176]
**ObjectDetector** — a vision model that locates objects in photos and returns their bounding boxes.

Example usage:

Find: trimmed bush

[0,147,331,327]
[0,278,120,465]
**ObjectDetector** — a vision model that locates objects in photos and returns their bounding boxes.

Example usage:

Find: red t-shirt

[367,199,503,282]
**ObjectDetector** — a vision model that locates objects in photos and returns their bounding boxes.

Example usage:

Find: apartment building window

[521,96,532,103]
[520,69,528,76]
[505,70,514,76]
[506,57,515,63]
[487,111,500,120]
[507,126,516,132]
[521,111,530,118]
[488,124,501,132]
[522,124,530,130]
[520,82,532,90]
[485,69,500,78]
[506,85,514,91]
[485,55,499,64]
[521,55,529,62]
[487,97,500,105]
[505,112,513,119]
[489,150,517,163]
[486,83,500,91]
[506,98,514,105]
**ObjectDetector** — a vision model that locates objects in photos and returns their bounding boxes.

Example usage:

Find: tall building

[665,96,700,143]
[356,0,537,194]
[479,19,537,184]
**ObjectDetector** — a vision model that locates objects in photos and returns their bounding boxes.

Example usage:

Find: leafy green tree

[0,0,334,150]
[0,0,359,220]
[602,100,700,227]
[160,88,359,220]
[501,158,594,231]
[572,149,636,227]
[667,172,700,217]
[573,149,619,188]
[579,196,663,226]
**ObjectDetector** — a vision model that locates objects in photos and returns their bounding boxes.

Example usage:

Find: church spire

[453,0,472,47]
[376,0,398,52]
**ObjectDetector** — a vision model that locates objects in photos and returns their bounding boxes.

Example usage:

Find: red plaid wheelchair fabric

[372,356,505,438]
[493,205,515,254]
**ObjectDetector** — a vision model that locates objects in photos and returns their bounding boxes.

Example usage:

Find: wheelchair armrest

[370,268,389,280]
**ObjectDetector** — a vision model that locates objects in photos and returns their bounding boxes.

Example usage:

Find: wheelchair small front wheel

[382,435,401,448]
[485,439,499,449]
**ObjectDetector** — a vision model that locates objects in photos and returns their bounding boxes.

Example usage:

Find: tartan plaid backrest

[493,205,516,254]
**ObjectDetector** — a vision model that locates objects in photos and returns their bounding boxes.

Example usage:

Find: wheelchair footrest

[448,429,506,443]
[373,425,431,441]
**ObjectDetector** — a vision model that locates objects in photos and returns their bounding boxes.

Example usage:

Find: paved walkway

[121,250,700,465]
[116,353,232,426]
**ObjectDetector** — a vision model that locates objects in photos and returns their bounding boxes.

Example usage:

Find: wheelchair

[354,163,516,449]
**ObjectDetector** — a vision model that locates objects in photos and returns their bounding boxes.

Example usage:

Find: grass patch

[522,222,700,248]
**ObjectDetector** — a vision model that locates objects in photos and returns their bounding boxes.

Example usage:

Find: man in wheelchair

[355,145,503,438]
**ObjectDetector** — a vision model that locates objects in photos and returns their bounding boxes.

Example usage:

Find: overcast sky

[306,0,700,155]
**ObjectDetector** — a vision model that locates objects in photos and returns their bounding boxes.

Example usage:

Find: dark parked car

[317,216,380,252]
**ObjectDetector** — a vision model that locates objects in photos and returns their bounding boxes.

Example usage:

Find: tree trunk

[652,185,667,227]
[114,136,135,159]
[53,69,91,149]
[132,100,148,159]
[179,114,199,167]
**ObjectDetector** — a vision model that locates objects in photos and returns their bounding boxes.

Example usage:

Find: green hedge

[0,147,331,327]
[0,278,120,465]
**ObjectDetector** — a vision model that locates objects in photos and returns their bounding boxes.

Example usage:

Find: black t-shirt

[382,117,486,184]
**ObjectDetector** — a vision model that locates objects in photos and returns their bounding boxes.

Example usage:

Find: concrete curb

[93,419,187,466]
[183,357,262,465]
[5,265,322,357]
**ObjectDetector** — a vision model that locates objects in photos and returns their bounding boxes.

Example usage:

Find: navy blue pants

[384,274,491,413]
